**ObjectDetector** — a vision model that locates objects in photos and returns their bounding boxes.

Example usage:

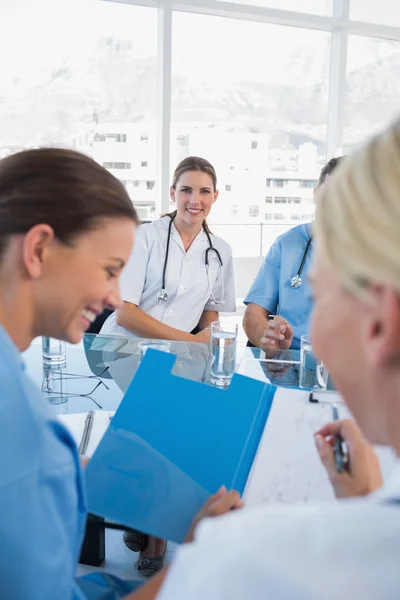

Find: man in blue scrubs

[243,157,344,351]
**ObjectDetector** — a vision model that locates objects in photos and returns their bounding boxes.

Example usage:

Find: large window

[3,0,400,258]
[350,0,400,28]
[171,11,330,254]
[216,0,333,15]
[0,0,158,220]
[344,35,400,151]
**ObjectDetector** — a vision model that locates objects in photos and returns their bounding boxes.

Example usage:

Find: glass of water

[210,321,238,387]
[41,365,68,406]
[42,336,66,367]
[138,340,171,361]
[299,335,328,390]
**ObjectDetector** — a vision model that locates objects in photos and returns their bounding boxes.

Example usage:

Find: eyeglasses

[41,366,110,409]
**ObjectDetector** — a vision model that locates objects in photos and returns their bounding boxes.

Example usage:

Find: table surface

[24,336,333,417]
[22,335,396,583]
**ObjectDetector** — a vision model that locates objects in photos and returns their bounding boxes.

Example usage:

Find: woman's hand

[185,486,243,543]
[261,316,293,352]
[315,419,383,499]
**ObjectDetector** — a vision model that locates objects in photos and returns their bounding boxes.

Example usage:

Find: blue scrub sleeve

[77,573,143,599]
[244,240,281,313]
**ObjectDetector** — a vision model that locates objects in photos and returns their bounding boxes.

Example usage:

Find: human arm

[123,488,243,600]
[242,244,282,348]
[243,303,271,347]
[116,302,200,342]
[198,310,218,330]
[315,419,383,498]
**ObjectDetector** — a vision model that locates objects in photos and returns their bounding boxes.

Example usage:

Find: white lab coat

[101,216,236,338]
[157,460,400,600]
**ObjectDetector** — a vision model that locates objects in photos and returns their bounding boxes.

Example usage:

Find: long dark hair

[0,148,138,259]
[165,156,217,234]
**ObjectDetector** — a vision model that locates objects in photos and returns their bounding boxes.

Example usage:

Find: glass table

[23,335,333,419]
[24,334,220,416]
[239,347,336,391]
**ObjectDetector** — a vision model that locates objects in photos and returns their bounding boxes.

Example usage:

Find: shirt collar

[157,216,208,248]
[0,324,25,370]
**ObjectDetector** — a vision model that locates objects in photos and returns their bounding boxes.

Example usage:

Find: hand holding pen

[314,415,383,499]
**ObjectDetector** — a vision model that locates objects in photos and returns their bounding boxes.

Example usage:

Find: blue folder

[85,349,276,543]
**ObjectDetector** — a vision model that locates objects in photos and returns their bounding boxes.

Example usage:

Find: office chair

[86,308,114,335]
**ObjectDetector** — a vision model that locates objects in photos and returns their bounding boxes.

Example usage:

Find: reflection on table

[239,347,335,390]
[24,334,217,415]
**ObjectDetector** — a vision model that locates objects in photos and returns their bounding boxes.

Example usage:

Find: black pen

[331,403,348,473]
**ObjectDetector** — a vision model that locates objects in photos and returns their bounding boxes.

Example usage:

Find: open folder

[84,349,275,544]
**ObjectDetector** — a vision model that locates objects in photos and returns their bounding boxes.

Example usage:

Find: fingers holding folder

[185,486,243,543]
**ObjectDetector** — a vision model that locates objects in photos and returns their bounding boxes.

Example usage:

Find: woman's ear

[364,286,400,368]
[170,186,176,202]
[213,189,219,204]
[21,224,55,279]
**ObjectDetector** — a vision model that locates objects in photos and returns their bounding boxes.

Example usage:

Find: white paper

[58,411,114,457]
[245,387,396,506]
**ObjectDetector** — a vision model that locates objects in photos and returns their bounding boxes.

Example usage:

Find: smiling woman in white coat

[101,156,236,344]
[101,156,235,576]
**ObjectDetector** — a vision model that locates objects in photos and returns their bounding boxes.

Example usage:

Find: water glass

[299,335,328,390]
[210,321,238,387]
[42,336,66,367]
[138,340,171,361]
[41,365,68,406]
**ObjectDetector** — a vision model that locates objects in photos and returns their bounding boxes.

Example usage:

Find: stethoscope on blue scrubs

[291,236,313,289]
[157,213,225,304]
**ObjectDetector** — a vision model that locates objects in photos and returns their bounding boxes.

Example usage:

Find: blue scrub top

[0,325,140,600]
[244,223,313,350]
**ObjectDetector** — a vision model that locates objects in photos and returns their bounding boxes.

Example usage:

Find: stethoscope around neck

[157,213,225,305]
[290,236,313,289]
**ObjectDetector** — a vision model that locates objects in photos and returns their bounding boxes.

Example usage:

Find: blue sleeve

[244,239,281,313]
[77,574,142,599]
[0,395,87,600]
[0,368,139,600]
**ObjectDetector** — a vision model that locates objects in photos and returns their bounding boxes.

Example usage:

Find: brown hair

[166,156,218,233]
[0,148,138,259]
[318,156,345,186]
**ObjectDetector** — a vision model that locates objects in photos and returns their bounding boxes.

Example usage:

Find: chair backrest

[86,308,115,335]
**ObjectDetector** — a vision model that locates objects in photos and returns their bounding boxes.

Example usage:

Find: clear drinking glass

[41,365,68,406]
[299,335,328,389]
[210,321,238,387]
[138,340,171,361]
[42,336,67,367]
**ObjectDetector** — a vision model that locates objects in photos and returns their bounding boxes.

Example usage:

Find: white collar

[156,216,208,248]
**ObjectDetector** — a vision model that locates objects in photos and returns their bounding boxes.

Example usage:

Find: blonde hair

[314,118,400,298]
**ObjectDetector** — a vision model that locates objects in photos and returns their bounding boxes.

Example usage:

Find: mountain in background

[0,36,399,151]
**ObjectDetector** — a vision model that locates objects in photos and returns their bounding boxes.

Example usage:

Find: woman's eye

[106,269,117,279]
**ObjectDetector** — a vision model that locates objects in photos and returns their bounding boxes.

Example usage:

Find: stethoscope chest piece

[157,289,168,303]
[291,275,303,289]
[290,235,312,289]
